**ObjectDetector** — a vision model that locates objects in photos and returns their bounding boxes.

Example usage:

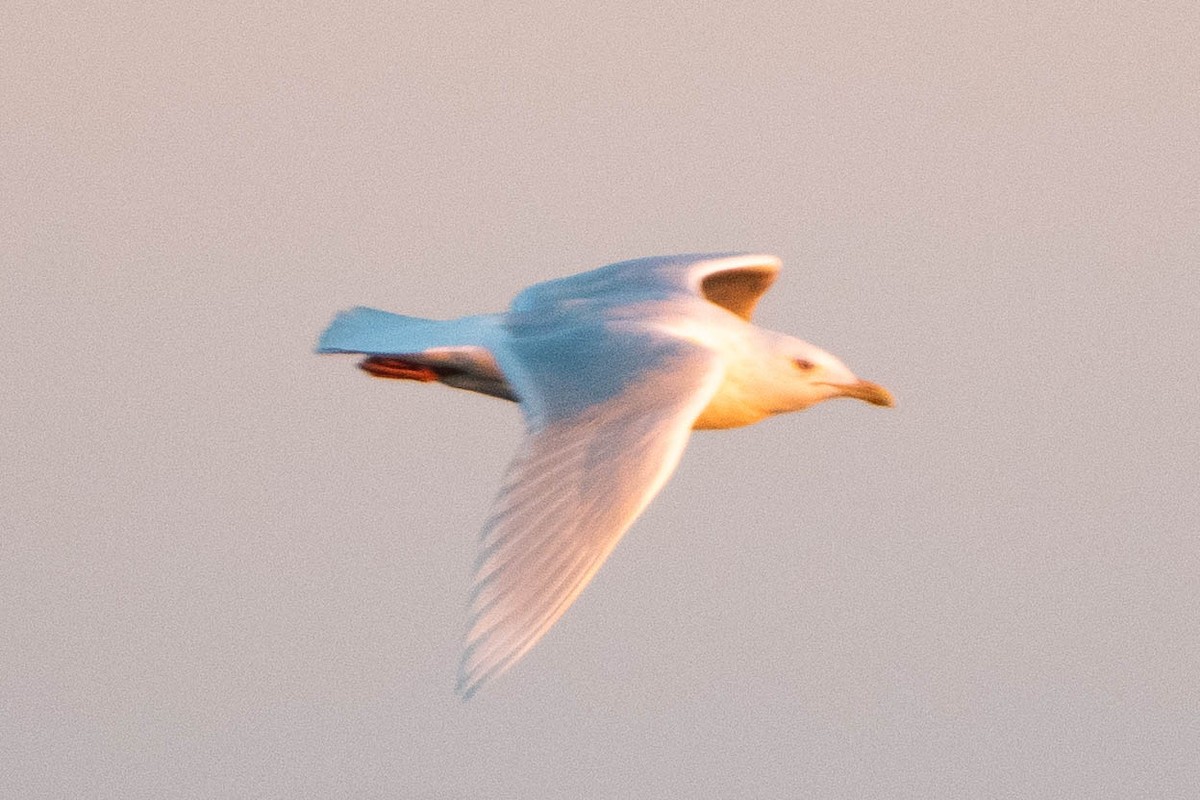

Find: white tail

[317,307,514,401]
[316,306,475,355]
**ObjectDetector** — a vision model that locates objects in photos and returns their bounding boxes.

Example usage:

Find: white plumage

[317,253,893,698]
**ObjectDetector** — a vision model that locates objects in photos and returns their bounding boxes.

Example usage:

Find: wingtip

[456,659,485,701]
[456,631,526,701]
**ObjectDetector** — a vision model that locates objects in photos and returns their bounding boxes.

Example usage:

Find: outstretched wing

[458,326,724,698]
[511,253,782,322]
[692,254,780,321]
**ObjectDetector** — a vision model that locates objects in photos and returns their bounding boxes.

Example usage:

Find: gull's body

[317,253,892,698]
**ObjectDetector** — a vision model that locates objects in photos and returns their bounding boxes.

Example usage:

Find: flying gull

[317,253,893,698]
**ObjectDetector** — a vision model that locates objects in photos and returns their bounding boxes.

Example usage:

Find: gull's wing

[458,326,725,698]
[512,253,782,321]
[692,254,780,321]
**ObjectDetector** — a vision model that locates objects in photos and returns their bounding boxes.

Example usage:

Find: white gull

[317,253,893,698]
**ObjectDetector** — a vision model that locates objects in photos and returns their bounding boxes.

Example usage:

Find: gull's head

[696,331,893,430]
[765,334,894,413]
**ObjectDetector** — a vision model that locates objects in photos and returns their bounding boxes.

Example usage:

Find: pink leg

[358,356,440,382]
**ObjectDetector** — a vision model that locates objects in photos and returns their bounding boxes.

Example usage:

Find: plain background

[3,3,1197,798]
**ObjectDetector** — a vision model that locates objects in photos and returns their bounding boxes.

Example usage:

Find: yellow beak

[831,380,895,407]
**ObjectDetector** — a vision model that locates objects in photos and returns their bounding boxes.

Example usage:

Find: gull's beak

[829,380,895,407]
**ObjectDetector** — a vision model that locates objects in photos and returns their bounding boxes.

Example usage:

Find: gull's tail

[316,306,494,355]
[317,306,515,401]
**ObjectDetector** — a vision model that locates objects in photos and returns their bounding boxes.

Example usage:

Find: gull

[317,253,893,698]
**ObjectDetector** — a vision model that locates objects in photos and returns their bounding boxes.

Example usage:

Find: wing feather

[511,253,782,322]
[457,336,724,698]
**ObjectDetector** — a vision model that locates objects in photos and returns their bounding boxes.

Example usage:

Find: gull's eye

[793,358,816,371]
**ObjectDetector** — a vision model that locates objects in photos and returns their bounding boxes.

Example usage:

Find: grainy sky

[3,3,1198,798]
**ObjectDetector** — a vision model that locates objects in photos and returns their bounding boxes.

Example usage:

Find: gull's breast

[692,372,773,430]
[640,308,776,430]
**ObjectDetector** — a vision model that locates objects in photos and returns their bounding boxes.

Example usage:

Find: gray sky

[3,3,1198,798]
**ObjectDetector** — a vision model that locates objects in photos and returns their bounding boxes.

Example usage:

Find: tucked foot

[358,356,440,382]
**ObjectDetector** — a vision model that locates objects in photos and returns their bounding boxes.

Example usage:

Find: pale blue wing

[511,253,782,321]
